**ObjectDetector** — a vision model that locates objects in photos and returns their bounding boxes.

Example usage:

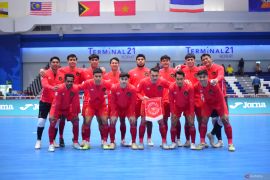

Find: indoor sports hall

[0,0,270,179]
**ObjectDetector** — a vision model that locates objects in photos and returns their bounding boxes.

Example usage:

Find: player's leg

[109,116,118,149]
[158,119,169,150]
[70,116,82,150]
[81,115,93,150]
[128,116,138,150]
[169,114,179,149]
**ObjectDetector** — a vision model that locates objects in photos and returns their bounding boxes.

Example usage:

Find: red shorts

[49,107,78,120]
[201,104,228,117]
[172,107,193,118]
[163,102,170,118]
[135,100,142,118]
[82,100,88,117]
[110,107,135,119]
[85,104,108,117]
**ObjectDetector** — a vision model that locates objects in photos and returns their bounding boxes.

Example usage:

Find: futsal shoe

[53,140,60,148]
[183,141,191,148]
[161,143,170,150]
[190,143,203,150]
[80,140,86,147]
[35,140,41,149]
[176,139,183,147]
[228,144,236,152]
[169,143,177,149]
[102,143,111,150]
[131,143,139,150]
[48,144,55,152]
[59,138,65,147]
[147,139,154,147]
[73,143,82,150]
[214,140,224,148]
[121,140,130,147]
[82,142,91,150]
[198,143,209,149]
[109,143,116,150]
[207,133,215,147]
[138,143,144,150]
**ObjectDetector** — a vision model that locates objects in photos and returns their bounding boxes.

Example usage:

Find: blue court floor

[0,115,269,180]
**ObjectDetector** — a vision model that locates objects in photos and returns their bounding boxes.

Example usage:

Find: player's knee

[37,118,46,127]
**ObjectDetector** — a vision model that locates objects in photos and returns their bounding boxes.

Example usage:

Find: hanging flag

[144,97,163,122]
[78,1,100,16]
[169,0,204,13]
[114,0,136,16]
[30,2,52,16]
[0,2,8,18]
[249,0,270,12]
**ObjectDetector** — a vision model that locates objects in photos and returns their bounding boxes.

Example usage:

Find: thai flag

[170,0,204,13]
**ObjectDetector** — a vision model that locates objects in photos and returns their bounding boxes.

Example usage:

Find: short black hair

[185,53,195,60]
[175,70,185,77]
[50,56,60,63]
[150,67,159,73]
[93,67,103,75]
[197,69,208,76]
[200,53,211,60]
[65,73,74,80]
[67,54,77,60]
[88,54,99,60]
[110,57,120,64]
[136,54,145,60]
[119,72,130,78]
[160,55,171,61]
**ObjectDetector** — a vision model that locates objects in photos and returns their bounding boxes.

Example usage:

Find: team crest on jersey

[70,92,74,97]
[144,72,149,77]
[209,89,214,94]
[184,91,189,96]
[76,72,80,77]
[158,85,163,91]
[90,88,94,91]
[212,71,217,76]
[170,74,175,78]
[173,91,177,95]
[102,87,106,92]
[147,87,150,91]
[126,92,132,97]
[116,92,121,95]
[59,77,63,81]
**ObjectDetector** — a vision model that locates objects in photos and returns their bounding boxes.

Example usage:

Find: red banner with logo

[144,97,163,122]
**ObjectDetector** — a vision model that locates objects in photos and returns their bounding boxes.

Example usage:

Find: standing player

[80,68,112,150]
[169,71,201,150]
[195,70,235,151]
[57,54,84,147]
[159,55,181,146]
[48,74,82,152]
[200,54,226,148]
[109,72,138,150]
[128,54,152,146]
[137,67,170,150]
[81,54,106,145]
[35,56,63,149]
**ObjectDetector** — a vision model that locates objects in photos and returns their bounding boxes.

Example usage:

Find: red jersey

[169,81,194,114]
[182,66,201,85]
[202,63,226,96]
[40,68,64,103]
[52,83,81,115]
[80,79,112,107]
[103,71,120,85]
[82,67,106,81]
[159,67,175,102]
[137,77,170,100]
[110,83,136,111]
[128,67,150,87]
[58,66,84,84]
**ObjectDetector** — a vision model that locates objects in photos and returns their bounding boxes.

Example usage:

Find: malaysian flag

[30,2,52,16]
[170,0,204,13]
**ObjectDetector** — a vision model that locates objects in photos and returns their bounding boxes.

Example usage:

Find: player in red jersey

[169,71,202,150]
[128,54,153,146]
[109,72,138,150]
[137,67,170,150]
[48,74,82,152]
[159,55,182,146]
[200,53,227,148]
[56,54,84,147]
[195,70,235,151]
[35,57,64,149]
[103,57,120,84]
[81,54,106,145]
[79,68,112,150]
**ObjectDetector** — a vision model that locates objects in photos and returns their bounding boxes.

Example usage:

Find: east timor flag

[114,0,136,16]
[78,1,100,16]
